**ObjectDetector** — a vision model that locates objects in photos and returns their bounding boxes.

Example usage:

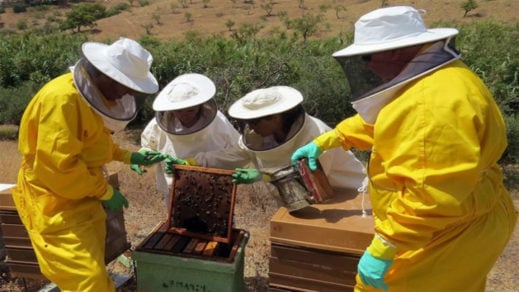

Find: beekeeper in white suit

[191,85,367,193]
[133,73,246,207]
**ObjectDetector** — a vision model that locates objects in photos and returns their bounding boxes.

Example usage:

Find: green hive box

[133,165,249,292]
[133,222,249,292]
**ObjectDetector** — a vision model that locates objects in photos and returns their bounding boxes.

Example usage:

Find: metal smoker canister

[269,165,312,212]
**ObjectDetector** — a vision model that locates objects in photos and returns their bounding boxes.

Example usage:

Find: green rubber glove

[130,164,146,175]
[358,234,398,291]
[102,188,129,211]
[164,155,187,175]
[291,142,323,171]
[232,168,262,184]
[130,150,166,166]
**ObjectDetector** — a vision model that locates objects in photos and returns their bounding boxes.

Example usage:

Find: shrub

[502,115,519,164]
[0,81,38,125]
[457,21,519,116]
[12,3,27,13]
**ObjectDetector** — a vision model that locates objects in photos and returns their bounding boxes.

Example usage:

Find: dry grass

[0,141,21,183]
[0,0,518,42]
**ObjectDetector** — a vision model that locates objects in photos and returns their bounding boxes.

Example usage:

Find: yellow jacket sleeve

[333,114,375,151]
[17,73,125,201]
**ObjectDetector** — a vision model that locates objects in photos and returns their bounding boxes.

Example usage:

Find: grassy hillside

[1,0,518,42]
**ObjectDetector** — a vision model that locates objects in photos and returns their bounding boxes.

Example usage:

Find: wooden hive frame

[167,164,237,244]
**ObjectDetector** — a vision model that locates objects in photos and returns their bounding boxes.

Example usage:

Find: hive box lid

[167,165,237,244]
[270,190,374,255]
[0,183,16,210]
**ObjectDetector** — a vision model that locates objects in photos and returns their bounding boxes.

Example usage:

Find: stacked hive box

[133,165,249,292]
[0,184,43,279]
[0,173,130,280]
[269,190,374,291]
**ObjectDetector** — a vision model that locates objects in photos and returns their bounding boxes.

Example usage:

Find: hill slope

[1,0,518,41]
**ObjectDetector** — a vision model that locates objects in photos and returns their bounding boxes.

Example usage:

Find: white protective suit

[194,113,367,191]
[140,111,244,201]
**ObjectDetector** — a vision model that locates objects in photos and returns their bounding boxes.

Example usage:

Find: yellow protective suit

[328,60,517,291]
[12,72,132,291]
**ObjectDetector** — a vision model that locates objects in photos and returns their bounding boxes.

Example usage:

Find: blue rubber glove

[102,188,129,211]
[358,250,392,291]
[164,155,187,175]
[291,142,323,171]
[130,164,146,175]
[130,150,166,166]
[232,168,262,184]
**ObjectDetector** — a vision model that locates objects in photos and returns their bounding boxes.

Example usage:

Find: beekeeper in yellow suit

[12,38,165,291]
[292,6,517,292]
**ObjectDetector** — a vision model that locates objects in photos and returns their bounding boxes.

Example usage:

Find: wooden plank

[154,233,174,250]
[270,243,360,271]
[162,234,181,251]
[1,223,29,238]
[269,244,358,286]
[142,232,165,250]
[268,272,354,292]
[5,247,37,262]
[171,236,190,253]
[182,238,198,254]
[3,236,31,247]
[0,210,21,224]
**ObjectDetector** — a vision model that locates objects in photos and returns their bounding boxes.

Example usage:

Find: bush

[502,115,519,164]
[456,21,519,116]
[0,33,85,87]
[0,81,38,125]
[12,3,27,13]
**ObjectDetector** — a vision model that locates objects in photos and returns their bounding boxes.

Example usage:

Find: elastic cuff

[185,157,198,166]
[122,151,133,164]
[313,129,342,150]
[100,185,114,201]
[261,174,271,182]
[367,233,398,260]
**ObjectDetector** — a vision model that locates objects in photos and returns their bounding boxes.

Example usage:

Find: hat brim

[82,42,159,94]
[333,28,458,57]
[152,73,216,111]
[228,86,303,120]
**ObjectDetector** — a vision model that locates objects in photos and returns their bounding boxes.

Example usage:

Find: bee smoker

[268,159,335,213]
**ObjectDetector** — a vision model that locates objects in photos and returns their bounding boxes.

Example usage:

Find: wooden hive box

[269,190,374,291]
[133,165,249,292]
[0,184,16,211]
